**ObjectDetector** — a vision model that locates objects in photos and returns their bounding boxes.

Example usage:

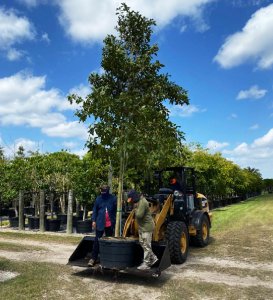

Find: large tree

[69,3,189,236]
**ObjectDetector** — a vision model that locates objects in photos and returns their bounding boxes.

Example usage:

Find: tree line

[0,143,267,209]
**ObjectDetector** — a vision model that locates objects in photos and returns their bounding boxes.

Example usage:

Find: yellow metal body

[122,193,212,241]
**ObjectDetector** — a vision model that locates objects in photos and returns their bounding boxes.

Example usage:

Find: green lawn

[211,193,273,234]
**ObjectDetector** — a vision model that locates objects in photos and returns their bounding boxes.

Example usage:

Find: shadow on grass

[71,266,172,286]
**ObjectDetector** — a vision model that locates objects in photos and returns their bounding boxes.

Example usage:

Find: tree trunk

[108,159,113,194]
[39,190,45,232]
[60,193,66,214]
[76,198,80,217]
[50,192,54,219]
[18,190,24,231]
[34,192,39,217]
[67,190,73,234]
[115,152,125,237]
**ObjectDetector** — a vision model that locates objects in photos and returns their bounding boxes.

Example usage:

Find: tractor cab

[152,167,201,217]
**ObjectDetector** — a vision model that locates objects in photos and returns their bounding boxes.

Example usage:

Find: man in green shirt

[127,189,158,270]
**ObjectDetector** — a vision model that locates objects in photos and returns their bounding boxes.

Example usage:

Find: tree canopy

[69,3,189,235]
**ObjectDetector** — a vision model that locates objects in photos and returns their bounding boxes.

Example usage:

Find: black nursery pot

[57,214,67,225]
[28,216,40,229]
[76,219,92,233]
[46,219,61,232]
[9,216,26,228]
[99,238,141,269]
[9,217,19,228]
[24,207,35,216]
[72,216,79,227]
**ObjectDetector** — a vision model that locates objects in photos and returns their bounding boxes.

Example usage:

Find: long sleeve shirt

[92,194,117,231]
[135,195,154,232]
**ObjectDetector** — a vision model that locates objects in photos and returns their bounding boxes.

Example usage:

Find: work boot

[137,262,150,270]
[149,256,159,267]
[88,258,95,267]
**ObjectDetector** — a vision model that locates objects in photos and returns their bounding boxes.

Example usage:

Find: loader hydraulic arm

[122,209,138,238]
[153,194,173,241]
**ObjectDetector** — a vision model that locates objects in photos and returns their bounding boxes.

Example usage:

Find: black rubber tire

[192,215,210,247]
[166,221,189,264]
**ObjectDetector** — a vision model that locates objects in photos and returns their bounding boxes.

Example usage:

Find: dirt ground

[1,226,273,300]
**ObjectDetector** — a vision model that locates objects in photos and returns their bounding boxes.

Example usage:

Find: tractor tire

[192,215,210,247]
[166,221,189,264]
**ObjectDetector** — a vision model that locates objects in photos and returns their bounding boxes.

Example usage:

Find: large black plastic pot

[0,208,10,217]
[24,207,35,216]
[57,214,67,225]
[76,219,92,233]
[9,216,25,228]
[8,209,16,218]
[78,210,84,219]
[9,217,19,227]
[46,219,61,232]
[28,216,46,230]
[28,216,40,229]
[99,238,142,269]
[73,216,79,227]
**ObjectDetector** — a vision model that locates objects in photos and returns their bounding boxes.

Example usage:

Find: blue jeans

[91,226,113,260]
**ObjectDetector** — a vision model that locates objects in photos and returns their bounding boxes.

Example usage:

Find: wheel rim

[202,222,208,240]
[180,232,187,254]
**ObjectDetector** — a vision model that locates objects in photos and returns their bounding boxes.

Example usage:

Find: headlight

[174,190,183,197]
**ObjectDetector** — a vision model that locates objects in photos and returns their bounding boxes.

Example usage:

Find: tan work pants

[139,230,157,265]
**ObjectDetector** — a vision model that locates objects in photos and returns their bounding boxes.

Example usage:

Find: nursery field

[0,194,273,300]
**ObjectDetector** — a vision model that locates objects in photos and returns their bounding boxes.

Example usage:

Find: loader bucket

[68,235,95,267]
[68,236,171,277]
[123,241,171,277]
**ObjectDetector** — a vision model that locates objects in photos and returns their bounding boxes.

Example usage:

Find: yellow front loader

[68,167,212,277]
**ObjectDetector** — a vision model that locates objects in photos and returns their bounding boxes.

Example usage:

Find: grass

[0,231,82,245]
[0,258,95,300]
[0,242,46,252]
[0,194,273,299]
[211,193,273,234]
[190,194,273,263]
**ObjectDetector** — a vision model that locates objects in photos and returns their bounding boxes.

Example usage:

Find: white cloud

[250,124,259,130]
[0,7,35,61]
[206,140,229,151]
[41,32,50,43]
[2,138,41,157]
[6,48,25,61]
[62,141,79,149]
[253,128,273,147]
[214,4,273,69]
[222,128,273,178]
[72,148,88,158]
[42,121,88,140]
[61,83,91,110]
[236,85,267,100]
[170,104,205,117]
[57,0,214,43]
[0,7,35,49]
[0,72,88,139]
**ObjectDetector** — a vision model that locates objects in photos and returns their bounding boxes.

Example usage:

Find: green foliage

[187,145,264,198]
[69,3,189,176]
[0,149,105,206]
[263,178,273,192]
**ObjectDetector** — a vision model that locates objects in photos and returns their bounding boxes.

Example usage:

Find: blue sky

[0,0,273,178]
